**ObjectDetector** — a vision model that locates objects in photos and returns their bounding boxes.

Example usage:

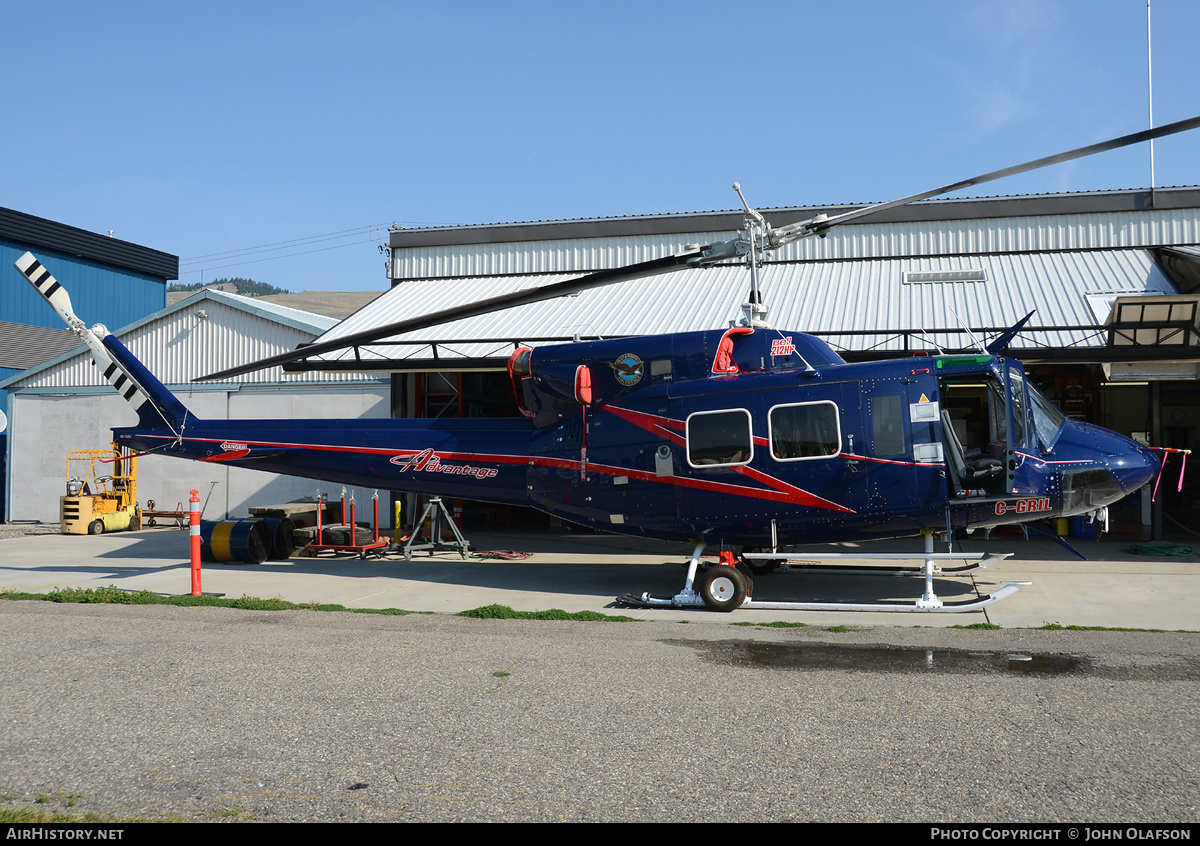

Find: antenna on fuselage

[947,305,988,354]
[914,329,946,356]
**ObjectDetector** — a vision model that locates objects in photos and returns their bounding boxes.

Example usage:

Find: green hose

[1127,542,1195,556]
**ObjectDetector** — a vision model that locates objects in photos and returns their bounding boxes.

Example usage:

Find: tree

[168,277,290,296]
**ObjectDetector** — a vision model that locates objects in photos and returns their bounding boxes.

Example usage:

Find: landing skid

[615,533,1029,613]
[617,584,1027,613]
[742,550,1012,576]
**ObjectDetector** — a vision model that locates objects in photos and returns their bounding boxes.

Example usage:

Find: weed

[0,808,147,824]
[757,620,808,628]
[1,586,413,617]
[492,671,510,678]
[456,604,637,622]
[953,622,1002,629]
[34,794,48,804]
[1040,622,1177,632]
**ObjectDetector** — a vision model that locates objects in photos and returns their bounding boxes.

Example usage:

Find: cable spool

[246,517,296,559]
[200,519,270,564]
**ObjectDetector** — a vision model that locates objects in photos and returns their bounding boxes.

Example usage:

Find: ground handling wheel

[697,565,748,612]
[88,519,104,535]
[741,548,779,575]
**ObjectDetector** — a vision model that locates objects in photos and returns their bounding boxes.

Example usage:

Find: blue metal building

[0,207,177,520]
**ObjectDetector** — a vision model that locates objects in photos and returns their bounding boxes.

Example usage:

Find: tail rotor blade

[14,251,83,330]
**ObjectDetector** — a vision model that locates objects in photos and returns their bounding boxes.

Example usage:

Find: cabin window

[686,409,753,467]
[769,401,840,461]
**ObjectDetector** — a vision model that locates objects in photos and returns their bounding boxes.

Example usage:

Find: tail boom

[113,417,536,506]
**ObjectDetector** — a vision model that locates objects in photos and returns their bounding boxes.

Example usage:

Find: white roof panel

[307,249,1176,366]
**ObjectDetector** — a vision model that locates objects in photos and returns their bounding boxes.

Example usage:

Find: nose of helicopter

[1092,428,1160,494]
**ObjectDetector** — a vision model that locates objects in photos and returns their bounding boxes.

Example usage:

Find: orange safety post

[189,489,201,595]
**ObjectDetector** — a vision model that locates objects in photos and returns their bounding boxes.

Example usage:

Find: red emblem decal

[770,337,796,356]
[391,448,498,480]
[994,497,1051,516]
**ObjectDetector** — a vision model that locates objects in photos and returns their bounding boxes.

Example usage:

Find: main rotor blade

[796,114,1200,237]
[200,114,1200,381]
[197,250,703,381]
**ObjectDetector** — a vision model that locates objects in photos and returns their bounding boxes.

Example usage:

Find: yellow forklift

[61,442,141,535]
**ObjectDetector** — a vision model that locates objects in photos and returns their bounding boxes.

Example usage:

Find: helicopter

[15,116,1200,613]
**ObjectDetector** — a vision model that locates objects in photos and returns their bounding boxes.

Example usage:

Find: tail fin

[14,251,195,435]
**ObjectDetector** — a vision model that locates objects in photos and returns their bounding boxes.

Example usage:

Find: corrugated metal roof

[2,289,379,390]
[0,207,178,280]
[306,249,1175,367]
[148,288,339,335]
[0,321,80,370]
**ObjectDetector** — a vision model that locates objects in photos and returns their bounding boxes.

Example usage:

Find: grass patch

[456,604,637,622]
[0,808,160,824]
[825,625,863,633]
[1038,621,1181,633]
[952,622,1002,629]
[730,620,808,628]
[1,586,410,616]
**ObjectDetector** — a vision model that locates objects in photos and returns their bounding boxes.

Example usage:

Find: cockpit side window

[1027,382,1066,448]
[1007,367,1032,449]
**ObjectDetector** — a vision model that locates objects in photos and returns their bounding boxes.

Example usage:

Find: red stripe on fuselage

[140,419,853,511]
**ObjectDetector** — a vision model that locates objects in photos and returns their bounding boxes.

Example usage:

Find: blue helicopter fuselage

[108,326,1159,548]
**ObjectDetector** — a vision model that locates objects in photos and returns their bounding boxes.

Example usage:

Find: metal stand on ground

[403,496,470,561]
[306,488,390,559]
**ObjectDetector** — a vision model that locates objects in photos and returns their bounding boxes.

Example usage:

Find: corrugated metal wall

[1,239,166,331]
[390,207,1200,281]
[10,297,384,389]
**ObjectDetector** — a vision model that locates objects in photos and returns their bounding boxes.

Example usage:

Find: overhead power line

[181,223,392,266]
[179,219,466,276]
[178,236,386,276]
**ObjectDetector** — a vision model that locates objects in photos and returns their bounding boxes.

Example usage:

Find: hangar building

[2,288,389,524]
[0,208,175,520]
[294,187,1200,537]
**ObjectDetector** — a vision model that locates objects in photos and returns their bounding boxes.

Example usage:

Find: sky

[4,0,1199,292]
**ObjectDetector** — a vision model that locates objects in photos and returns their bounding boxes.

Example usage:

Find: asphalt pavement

[1,526,1198,823]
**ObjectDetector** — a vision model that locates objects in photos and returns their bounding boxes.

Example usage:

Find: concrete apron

[0,527,1197,630]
